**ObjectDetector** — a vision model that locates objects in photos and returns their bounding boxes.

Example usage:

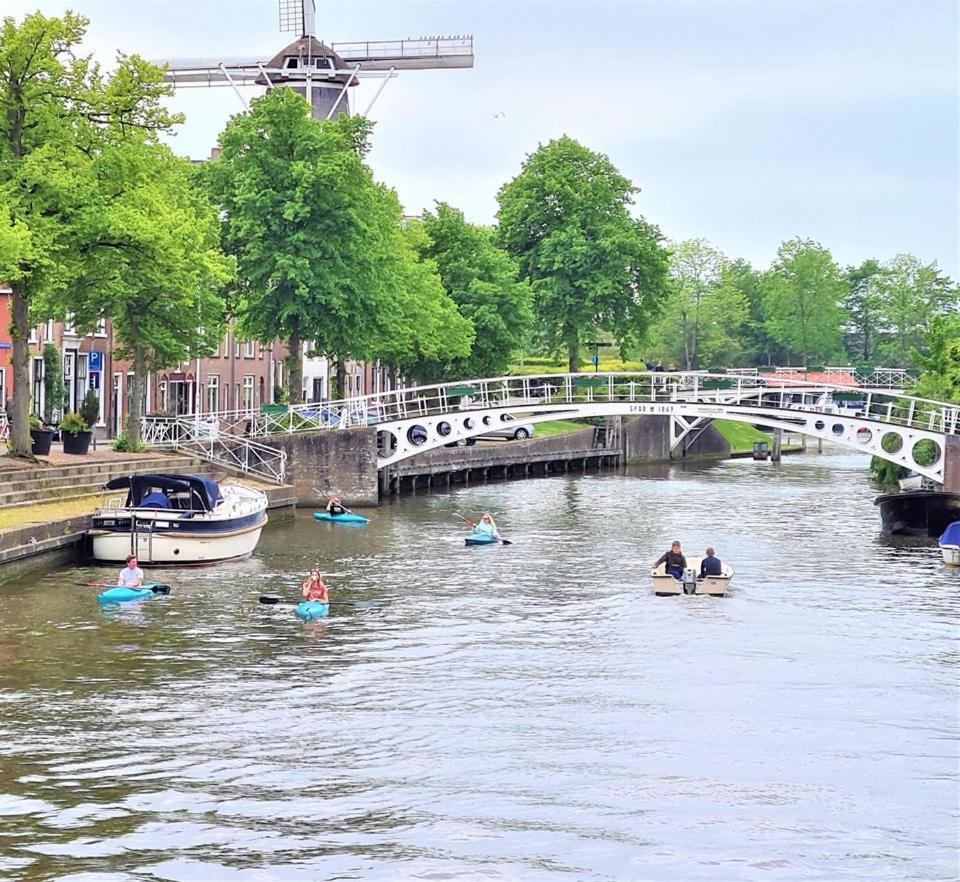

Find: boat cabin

[104,474,223,513]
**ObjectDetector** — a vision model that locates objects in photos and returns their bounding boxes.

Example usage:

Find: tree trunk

[287,323,303,405]
[127,342,146,446]
[335,354,347,399]
[387,362,398,391]
[9,283,32,458]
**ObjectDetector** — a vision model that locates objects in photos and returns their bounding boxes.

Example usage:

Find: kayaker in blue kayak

[301,570,329,602]
[326,495,348,517]
[473,513,500,539]
[117,554,144,588]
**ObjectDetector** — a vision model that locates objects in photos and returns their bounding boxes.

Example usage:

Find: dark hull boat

[873,490,960,537]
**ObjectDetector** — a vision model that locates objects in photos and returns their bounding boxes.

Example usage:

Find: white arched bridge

[142,372,959,487]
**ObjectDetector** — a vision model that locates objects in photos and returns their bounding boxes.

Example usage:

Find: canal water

[0,450,956,881]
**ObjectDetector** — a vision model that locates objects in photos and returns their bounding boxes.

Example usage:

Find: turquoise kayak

[97,584,170,604]
[313,511,369,525]
[465,532,498,546]
[296,600,330,621]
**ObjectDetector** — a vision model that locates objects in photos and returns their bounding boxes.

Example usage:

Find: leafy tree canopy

[411,202,532,380]
[761,238,844,366]
[496,136,669,372]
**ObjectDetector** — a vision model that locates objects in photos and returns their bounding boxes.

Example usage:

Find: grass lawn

[509,357,649,375]
[712,419,773,454]
[532,419,590,437]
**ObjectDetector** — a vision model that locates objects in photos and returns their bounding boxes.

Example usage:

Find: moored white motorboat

[90,473,268,564]
[651,558,734,596]
[940,522,960,567]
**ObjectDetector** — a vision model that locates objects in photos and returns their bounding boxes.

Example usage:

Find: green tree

[874,254,957,366]
[722,258,782,366]
[0,11,176,456]
[761,238,845,366]
[911,314,960,403]
[67,144,233,443]
[496,136,669,372]
[413,203,532,380]
[371,220,474,383]
[206,89,407,403]
[841,259,883,363]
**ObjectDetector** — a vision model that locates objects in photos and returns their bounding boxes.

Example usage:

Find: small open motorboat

[940,522,960,566]
[651,558,734,597]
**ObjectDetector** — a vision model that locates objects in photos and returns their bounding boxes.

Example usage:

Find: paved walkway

[0,444,159,472]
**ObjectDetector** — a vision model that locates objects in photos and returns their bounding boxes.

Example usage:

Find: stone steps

[0,456,213,510]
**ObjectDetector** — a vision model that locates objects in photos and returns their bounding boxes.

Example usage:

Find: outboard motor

[681,567,699,595]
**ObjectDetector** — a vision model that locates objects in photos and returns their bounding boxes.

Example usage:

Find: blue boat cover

[105,474,222,511]
[940,521,960,546]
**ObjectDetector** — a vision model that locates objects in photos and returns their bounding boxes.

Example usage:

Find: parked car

[482,413,535,441]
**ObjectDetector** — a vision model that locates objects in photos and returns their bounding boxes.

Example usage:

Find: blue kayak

[313,511,369,525]
[97,584,170,604]
[296,600,330,621]
[465,532,498,546]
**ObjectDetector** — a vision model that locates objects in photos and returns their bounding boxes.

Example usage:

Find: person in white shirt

[118,555,144,588]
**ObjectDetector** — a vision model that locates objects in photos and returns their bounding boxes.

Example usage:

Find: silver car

[481,413,535,441]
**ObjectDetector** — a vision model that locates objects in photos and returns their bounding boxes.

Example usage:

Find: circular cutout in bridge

[463,417,475,430]
[911,439,941,468]
[881,431,903,454]
[855,427,873,444]
[831,423,844,436]
[482,415,492,426]
[814,420,826,431]
[437,421,452,437]
[407,425,428,446]
[376,431,397,457]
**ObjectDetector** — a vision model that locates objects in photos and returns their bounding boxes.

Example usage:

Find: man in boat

[117,554,144,588]
[326,495,347,517]
[700,547,722,578]
[653,541,686,580]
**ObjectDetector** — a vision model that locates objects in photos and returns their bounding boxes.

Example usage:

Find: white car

[482,414,535,441]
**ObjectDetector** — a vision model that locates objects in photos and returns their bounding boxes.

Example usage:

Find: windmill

[157,0,474,120]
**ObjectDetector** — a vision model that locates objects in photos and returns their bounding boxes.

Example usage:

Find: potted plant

[29,413,54,455]
[59,412,92,455]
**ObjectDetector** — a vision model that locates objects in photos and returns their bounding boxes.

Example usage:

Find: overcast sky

[7,0,959,277]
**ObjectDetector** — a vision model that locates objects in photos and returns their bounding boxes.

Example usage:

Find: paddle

[91,583,171,595]
[260,594,333,606]
[453,512,513,545]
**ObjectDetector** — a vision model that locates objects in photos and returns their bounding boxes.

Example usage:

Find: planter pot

[30,428,54,456]
[62,430,92,455]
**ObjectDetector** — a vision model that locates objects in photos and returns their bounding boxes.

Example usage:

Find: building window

[206,374,219,414]
[45,320,54,341]
[234,338,240,358]
[244,340,255,358]
[28,326,38,344]
[213,338,222,358]
[242,375,254,412]
[158,381,168,414]
[63,316,76,336]
[92,317,107,337]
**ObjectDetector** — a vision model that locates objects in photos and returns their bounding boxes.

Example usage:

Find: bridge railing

[141,415,287,484]
[249,372,958,439]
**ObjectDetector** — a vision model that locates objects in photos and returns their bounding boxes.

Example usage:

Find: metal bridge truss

[145,373,958,483]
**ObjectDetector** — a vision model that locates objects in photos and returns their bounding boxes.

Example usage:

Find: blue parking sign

[89,350,102,371]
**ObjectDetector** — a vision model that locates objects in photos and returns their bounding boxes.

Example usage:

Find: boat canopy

[940,521,960,546]
[105,474,223,511]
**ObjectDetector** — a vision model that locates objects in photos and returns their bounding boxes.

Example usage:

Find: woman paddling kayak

[472,513,500,540]
[326,495,348,517]
[301,570,329,603]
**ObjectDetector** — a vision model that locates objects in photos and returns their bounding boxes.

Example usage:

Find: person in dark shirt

[700,547,722,578]
[654,541,686,580]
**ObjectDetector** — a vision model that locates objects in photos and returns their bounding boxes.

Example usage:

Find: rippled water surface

[1,450,957,881]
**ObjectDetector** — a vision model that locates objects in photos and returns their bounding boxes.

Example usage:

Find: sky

[6,0,959,277]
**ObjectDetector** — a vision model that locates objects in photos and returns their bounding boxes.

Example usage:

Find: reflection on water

[0,450,957,881]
